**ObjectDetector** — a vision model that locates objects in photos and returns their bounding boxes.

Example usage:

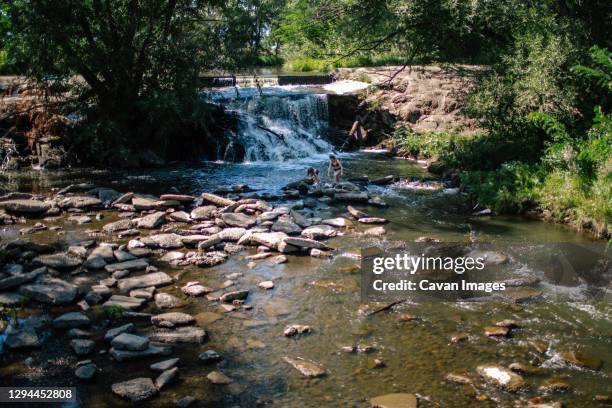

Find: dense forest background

[0,0,610,236]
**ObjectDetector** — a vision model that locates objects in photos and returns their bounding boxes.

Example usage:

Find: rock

[272,255,288,264]
[151,358,180,372]
[89,245,115,261]
[290,210,312,228]
[180,235,209,246]
[446,373,473,384]
[508,362,544,375]
[161,251,185,263]
[155,367,179,390]
[181,282,212,296]
[271,217,302,235]
[167,211,191,223]
[161,194,194,202]
[135,212,166,229]
[558,350,602,370]
[67,215,92,224]
[476,364,526,391]
[20,276,78,304]
[53,312,91,329]
[149,327,207,344]
[364,226,386,236]
[221,212,257,228]
[199,350,222,364]
[130,287,155,300]
[358,217,388,224]
[111,378,158,402]
[310,248,331,258]
[301,225,337,240]
[5,327,41,349]
[538,379,571,393]
[466,250,508,265]
[71,339,95,356]
[132,196,159,210]
[243,232,288,250]
[33,253,82,269]
[110,345,172,361]
[484,326,509,337]
[105,323,135,341]
[114,250,136,262]
[151,312,195,327]
[283,357,325,378]
[105,258,149,273]
[201,192,235,207]
[283,237,330,250]
[0,199,51,215]
[193,251,228,267]
[207,371,231,384]
[58,196,102,209]
[258,281,274,290]
[370,393,417,408]
[142,233,184,249]
[112,192,134,206]
[0,268,45,291]
[103,295,146,310]
[334,192,369,202]
[283,325,311,337]
[155,293,183,310]
[277,241,300,253]
[117,272,173,291]
[368,196,388,207]
[502,287,543,303]
[473,208,493,216]
[220,290,249,303]
[190,205,217,220]
[75,363,97,380]
[112,333,149,351]
[103,219,134,233]
[322,217,352,227]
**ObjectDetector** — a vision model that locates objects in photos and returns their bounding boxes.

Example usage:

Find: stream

[0,86,610,407]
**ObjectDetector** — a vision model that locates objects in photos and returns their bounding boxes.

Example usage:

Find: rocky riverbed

[0,154,610,407]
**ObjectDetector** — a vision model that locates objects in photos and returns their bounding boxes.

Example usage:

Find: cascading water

[207,87,333,162]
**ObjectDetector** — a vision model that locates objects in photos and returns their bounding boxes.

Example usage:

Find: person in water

[306,167,321,186]
[328,154,343,183]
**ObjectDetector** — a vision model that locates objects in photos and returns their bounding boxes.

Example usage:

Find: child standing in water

[328,154,343,183]
[306,167,321,186]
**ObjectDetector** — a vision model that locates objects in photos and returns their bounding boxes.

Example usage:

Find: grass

[390,128,611,238]
[283,54,406,72]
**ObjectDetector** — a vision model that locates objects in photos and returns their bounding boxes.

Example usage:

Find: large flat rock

[33,253,82,269]
[110,345,172,362]
[111,378,158,402]
[0,199,50,214]
[103,295,147,310]
[19,277,78,304]
[148,327,207,344]
[105,258,149,273]
[117,272,173,291]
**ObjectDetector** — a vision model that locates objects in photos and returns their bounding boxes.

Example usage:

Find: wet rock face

[283,357,326,378]
[19,276,78,304]
[476,364,526,392]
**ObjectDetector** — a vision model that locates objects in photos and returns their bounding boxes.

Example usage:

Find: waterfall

[207,87,333,162]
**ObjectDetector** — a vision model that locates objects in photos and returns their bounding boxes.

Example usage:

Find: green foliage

[390,128,458,159]
[104,305,125,320]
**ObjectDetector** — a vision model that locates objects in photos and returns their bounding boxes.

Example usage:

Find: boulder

[0,268,45,291]
[136,212,166,229]
[141,233,184,249]
[283,237,330,250]
[111,378,158,402]
[151,312,195,327]
[201,192,235,207]
[53,312,91,329]
[5,327,41,349]
[117,272,172,291]
[103,295,147,310]
[109,344,172,362]
[301,225,337,240]
[181,282,212,296]
[207,371,231,385]
[88,245,115,261]
[154,293,183,310]
[245,232,288,250]
[221,213,256,228]
[167,211,191,223]
[0,199,51,214]
[322,217,352,228]
[103,219,134,234]
[111,333,149,352]
[75,363,97,380]
[190,205,217,221]
[160,194,194,202]
[155,367,179,390]
[271,217,302,235]
[150,358,180,372]
[220,290,249,303]
[71,339,95,355]
[283,357,325,378]
[105,258,149,273]
[149,327,207,344]
[347,206,369,219]
[132,197,159,210]
[476,364,526,392]
[199,350,221,364]
[112,192,134,206]
[33,253,82,269]
[20,277,78,304]
[105,323,135,341]
[58,196,102,209]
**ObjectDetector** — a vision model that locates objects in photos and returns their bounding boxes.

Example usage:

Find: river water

[0,86,610,407]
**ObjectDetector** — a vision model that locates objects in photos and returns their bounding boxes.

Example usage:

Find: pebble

[207,371,232,385]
